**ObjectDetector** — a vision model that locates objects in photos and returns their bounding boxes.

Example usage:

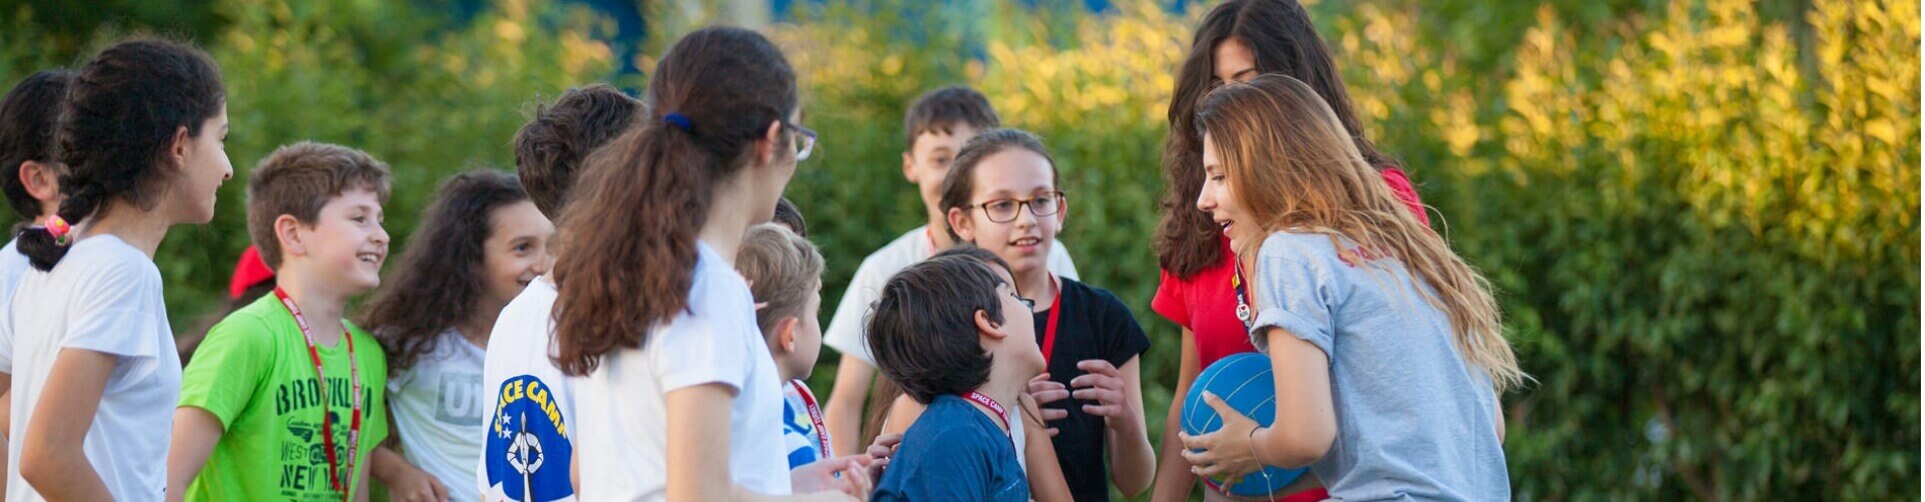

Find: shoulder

[62,236,161,286]
[855,227,929,277]
[690,244,756,318]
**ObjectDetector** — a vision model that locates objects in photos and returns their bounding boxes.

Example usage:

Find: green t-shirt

[178,294,391,501]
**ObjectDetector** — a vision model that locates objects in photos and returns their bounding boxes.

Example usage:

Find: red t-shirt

[1153,168,1426,501]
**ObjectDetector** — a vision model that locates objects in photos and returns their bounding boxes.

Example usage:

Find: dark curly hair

[359,169,529,371]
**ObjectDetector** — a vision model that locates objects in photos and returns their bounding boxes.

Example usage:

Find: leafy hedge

[2,0,1916,498]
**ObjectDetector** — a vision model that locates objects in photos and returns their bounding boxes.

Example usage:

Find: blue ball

[1182,352,1307,496]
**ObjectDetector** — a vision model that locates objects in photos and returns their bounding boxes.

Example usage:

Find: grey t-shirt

[1248,231,1509,501]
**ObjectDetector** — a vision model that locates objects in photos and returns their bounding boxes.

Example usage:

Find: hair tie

[663,112,692,132]
[44,215,71,245]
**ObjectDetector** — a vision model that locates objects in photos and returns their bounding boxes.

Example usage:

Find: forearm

[1024,413,1072,502]
[823,356,873,456]
[1151,330,1201,501]
[1106,415,1156,497]
[19,448,109,500]
[1150,400,1197,501]
[369,445,413,483]
[167,407,225,502]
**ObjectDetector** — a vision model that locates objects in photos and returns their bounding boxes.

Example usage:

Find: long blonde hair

[1197,74,1525,392]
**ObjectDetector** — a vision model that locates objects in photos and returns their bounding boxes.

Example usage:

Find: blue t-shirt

[1249,231,1510,500]
[873,394,1028,502]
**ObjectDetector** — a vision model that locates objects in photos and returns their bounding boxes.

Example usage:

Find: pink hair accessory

[44,215,72,245]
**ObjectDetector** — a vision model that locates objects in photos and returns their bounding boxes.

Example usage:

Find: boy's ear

[974,308,1008,341]
[901,151,917,183]
[946,207,974,243]
[774,316,801,353]
[274,214,307,259]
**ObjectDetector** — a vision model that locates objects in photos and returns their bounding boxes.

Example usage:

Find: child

[867,252,1046,501]
[478,83,640,502]
[362,170,553,502]
[1177,75,1517,499]
[936,129,1154,500]
[0,68,73,448]
[821,85,1082,457]
[550,26,862,501]
[168,141,394,501]
[1154,3,1431,498]
[5,39,229,501]
[734,223,832,468]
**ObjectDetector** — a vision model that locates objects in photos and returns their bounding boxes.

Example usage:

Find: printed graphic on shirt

[273,376,378,500]
[484,375,574,502]
[436,371,485,426]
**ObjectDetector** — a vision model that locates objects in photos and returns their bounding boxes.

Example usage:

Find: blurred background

[1,0,1917,498]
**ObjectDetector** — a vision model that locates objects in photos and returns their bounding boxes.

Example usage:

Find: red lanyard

[960,390,1011,434]
[275,287,363,498]
[789,380,834,459]
[1039,275,1063,366]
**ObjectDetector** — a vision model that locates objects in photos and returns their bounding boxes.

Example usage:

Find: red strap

[275,287,363,499]
[960,391,1011,434]
[790,380,834,459]
[1039,275,1063,366]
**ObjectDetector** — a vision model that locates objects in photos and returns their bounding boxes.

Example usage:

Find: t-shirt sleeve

[1249,235,1339,357]
[1150,269,1190,329]
[1048,240,1080,281]
[821,258,884,366]
[873,428,992,501]
[60,259,164,361]
[178,315,276,427]
[653,312,757,393]
[1097,290,1151,367]
[1380,167,1431,226]
[361,328,392,449]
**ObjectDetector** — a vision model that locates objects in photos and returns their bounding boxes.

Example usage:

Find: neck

[925,212,954,250]
[78,199,173,258]
[1017,267,1056,313]
[968,372,1027,432]
[276,267,348,343]
[455,309,499,349]
[698,184,759,268]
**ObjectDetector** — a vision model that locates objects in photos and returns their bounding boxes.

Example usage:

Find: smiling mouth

[356,252,383,265]
[1011,236,1041,247]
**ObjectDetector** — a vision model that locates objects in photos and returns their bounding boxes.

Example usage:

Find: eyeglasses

[967,191,1066,224]
[783,122,817,161]
[1008,287,1035,309]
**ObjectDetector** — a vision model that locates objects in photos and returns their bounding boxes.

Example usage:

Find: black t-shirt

[1033,277,1152,502]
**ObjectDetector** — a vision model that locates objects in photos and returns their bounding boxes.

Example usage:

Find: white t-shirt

[575,241,790,500]
[0,238,36,375]
[478,277,578,502]
[390,329,487,502]
[4,235,180,501]
[821,225,1080,366]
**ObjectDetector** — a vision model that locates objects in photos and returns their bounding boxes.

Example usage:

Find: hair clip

[45,215,72,245]
[662,112,692,132]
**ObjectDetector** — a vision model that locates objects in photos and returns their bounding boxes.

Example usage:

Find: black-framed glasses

[968,191,1066,223]
[1010,288,1035,309]
[783,122,817,161]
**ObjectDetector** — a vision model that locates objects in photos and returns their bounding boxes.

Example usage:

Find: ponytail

[550,26,797,376]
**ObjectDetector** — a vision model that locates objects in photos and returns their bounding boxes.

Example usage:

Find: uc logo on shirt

[484,375,574,502]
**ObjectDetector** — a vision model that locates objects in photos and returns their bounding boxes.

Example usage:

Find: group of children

[0,1,1521,500]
